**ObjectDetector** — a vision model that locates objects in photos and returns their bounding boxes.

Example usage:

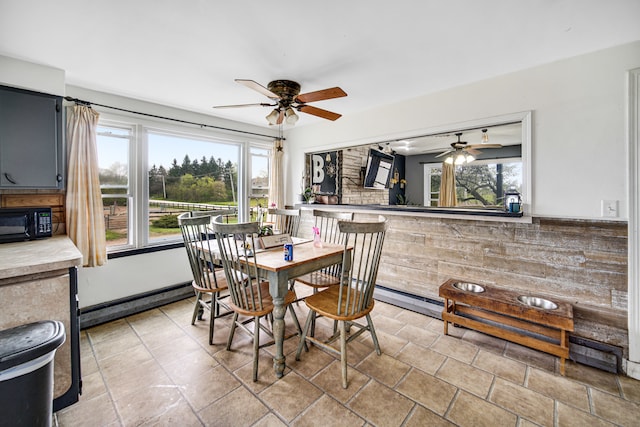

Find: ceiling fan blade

[467,144,502,149]
[296,87,347,103]
[212,103,275,109]
[435,149,454,158]
[235,79,279,99]
[466,148,481,156]
[298,105,342,121]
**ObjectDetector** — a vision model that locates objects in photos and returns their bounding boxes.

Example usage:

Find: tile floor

[54,293,640,426]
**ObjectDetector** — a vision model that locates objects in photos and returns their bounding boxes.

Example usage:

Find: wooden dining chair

[295,216,388,388]
[293,210,354,290]
[267,208,300,236]
[190,208,237,222]
[178,212,233,345]
[211,217,304,381]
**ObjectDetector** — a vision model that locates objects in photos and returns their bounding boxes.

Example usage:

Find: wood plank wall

[0,190,66,235]
[299,210,629,356]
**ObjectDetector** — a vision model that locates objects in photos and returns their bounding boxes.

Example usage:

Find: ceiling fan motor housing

[267,80,301,105]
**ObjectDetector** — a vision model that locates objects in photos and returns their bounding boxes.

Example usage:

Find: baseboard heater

[374,285,622,373]
[80,282,194,329]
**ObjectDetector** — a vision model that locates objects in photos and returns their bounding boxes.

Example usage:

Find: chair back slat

[267,208,300,236]
[190,208,237,223]
[312,210,354,277]
[336,217,388,317]
[211,217,266,313]
[178,212,225,291]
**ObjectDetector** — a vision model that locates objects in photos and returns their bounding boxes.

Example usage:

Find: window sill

[107,242,184,259]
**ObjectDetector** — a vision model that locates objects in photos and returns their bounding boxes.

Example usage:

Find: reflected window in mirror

[423,154,522,208]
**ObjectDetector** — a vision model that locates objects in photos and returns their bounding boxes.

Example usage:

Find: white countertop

[0,236,82,280]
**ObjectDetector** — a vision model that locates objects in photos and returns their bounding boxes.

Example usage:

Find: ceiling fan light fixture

[454,153,466,165]
[445,156,454,164]
[266,109,280,125]
[466,154,475,163]
[481,129,489,143]
[285,107,298,124]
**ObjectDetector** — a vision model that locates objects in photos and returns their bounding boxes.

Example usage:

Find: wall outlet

[601,200,618,217]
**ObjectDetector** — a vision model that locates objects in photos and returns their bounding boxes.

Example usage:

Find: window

[97,117,269,251]
[250,147,269,221]
[423,158,522,207]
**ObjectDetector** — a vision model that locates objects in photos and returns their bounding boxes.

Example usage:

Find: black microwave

[0,207,53,243]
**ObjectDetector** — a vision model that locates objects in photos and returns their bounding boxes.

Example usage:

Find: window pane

[250,147,269,220]
[148,132,240,243]
[98,125,132,249]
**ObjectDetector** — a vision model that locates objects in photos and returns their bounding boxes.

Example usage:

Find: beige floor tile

[126,308,174,335]
[253,413,288,427]
[446,390,518,427]
[396,323,440,348]
[86,319,132,344]
[114,385,185,426]
[472,350,526,385]
[138,323,189,349]
[619,374,640,403]
[98,343,154,380]
[259,371,323,422]
[590,387,640,426]
[292,344,337,379]
[503,342,556,373]
[104,358,171,402]
[310,361,369,403]
[356,352,411,388]
[148,333,202,366]
[489,377,554,426]
[371,313,406,335]
[139,398,204,427]
[91,331,142,361]
[198,386,269,427]
[358,328,408,357]
[79,370,108,400]
[436,357,494,398]
[431,334,479,364]
[80,350,99,376]
[162,347,220,383]
[348,379,415,426]
[556,401,615,427]
[56,393,119,427]
[394,308,433,328]
[461,329,508,355]
[404,404,456,427]
[396,368,457,415]
[179,364,241,411]
[526,367,590,411]
[372,301,405,318]
[234,353,284,393]
[564,361,621,396]
[292,394,365,427]
[396,342,447,375]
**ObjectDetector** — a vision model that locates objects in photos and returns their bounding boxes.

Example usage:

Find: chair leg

[340,320,348,389]
[296,310,315,360]
[208,298,216,345]
[191,291,202,325]
[227,312,238,351]
[288,304,308,352]
[366,313,381,355]
[253,315,260,382]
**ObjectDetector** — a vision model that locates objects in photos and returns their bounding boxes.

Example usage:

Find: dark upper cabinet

[0,85,64,189]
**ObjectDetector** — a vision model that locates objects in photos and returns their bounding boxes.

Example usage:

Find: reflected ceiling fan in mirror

[213,79,347,125]
[435,131,502,165]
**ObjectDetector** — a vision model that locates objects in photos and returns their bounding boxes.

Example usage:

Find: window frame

[96,112,272,254]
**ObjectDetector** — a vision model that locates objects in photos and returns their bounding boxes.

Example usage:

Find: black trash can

[0,320,66,427]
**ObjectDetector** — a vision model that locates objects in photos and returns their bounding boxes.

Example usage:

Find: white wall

[0,55,65,95]
[285,41,640,221]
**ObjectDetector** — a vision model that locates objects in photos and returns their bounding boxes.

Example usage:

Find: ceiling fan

[213,79,347,125]
[435,131,502,164]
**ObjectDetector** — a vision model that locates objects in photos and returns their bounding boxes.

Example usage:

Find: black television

[364,149,394,189]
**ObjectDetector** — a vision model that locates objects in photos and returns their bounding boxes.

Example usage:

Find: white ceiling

[1,0,640,129]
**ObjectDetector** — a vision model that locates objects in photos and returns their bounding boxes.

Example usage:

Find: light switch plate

[601,200,618,217]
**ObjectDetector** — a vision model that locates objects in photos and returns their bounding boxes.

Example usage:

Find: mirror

[331,111,531,213]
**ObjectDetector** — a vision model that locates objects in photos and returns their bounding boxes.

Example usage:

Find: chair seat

[295,271,341,288]
[192,269,229,293]
[228,280,297,317]
[304,286,375,322]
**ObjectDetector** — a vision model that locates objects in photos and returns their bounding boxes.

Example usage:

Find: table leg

[267,270,288,378]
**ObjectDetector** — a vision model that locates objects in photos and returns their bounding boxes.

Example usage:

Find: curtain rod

[63,96,280,140]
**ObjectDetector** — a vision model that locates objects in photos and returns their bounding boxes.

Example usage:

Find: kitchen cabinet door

[0,85,64,189]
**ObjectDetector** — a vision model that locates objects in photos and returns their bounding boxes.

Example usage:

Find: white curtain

[439,161,458,207]
[66,105,107,267]
[268,138,284,208]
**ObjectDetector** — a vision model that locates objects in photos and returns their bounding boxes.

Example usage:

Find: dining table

[196,236,350,378]
[249,240,350,378]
